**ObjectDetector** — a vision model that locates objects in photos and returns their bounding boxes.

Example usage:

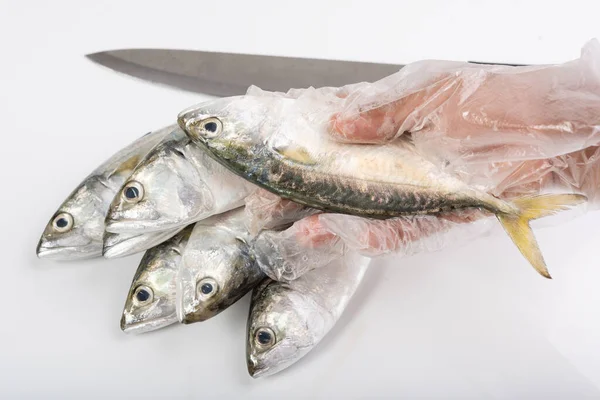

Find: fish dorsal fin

[273,144,317,165]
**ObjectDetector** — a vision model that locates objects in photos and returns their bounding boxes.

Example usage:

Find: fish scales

[230,145,477,218]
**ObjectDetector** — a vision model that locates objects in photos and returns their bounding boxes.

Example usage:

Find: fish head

[102,228,182,259]
[120,227,192,334]
[105,136,215,233]
[177,224,263,324]
[177,96,278,165]
[37,177,111,260]
[246,281,321,378]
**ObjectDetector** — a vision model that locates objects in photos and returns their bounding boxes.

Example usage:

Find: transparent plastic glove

[251,208,491,281]
[325,41,600,206]
[241,41,600,280]
[252,219,345,281]
[247,81,370,101]
[330,39,600,170]
[486,145,600,204]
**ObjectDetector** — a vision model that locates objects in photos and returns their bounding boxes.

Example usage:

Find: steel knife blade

[86,48,525,96]
[86,49,404,96]
[86,49,402,96]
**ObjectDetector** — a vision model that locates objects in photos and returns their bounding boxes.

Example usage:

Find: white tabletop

[2,0,600,398]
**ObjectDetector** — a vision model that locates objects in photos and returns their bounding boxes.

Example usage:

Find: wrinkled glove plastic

[244,40,600,281]
[251,209,494,281]
[252,224,344,281]
[331,41,600,161]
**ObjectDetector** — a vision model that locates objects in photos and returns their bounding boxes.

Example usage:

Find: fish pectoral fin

[498,193,587,279]
[273,144,317,165]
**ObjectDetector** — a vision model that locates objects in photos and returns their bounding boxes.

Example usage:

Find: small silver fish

[121,225,194,333]
[178,96,586,278]
[36,125,175,260]
[177,208,265,323]
[105,128,255,235]
[102,228,184,259]
[247,252,371,378]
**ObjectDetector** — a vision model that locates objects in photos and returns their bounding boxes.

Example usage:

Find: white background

[2,1,600,398]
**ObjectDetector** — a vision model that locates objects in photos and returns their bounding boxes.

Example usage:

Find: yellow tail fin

[497,194,587,279]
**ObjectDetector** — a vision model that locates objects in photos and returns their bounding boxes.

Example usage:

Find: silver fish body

[247,252,371,378]
[177,208,265,323]
[105,128,255,235]
[120,225,194,334]
[37,125,176,260]
[178,96,585,278]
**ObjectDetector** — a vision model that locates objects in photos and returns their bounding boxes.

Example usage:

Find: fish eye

[52,212,74,233]
[122,181,144,203]
[192,117,223,139]
[254,327,276,348]
[133,285,153,306]
[196,277,218,299]
[204,121,218,133]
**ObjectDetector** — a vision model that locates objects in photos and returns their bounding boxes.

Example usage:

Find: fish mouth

[176,296,221,324]
[178,308,218,324]
[106,217,197,234]
[103,235,143,258]
[105,218,170,234]
[120,313,178,334]
[36,243,101,260]
[246,356,268,378]
[103,228,182,259]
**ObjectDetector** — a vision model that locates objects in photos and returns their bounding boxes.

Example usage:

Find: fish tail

[497,193,587,279]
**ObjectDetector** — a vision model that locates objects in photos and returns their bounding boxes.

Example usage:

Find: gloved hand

[248,40,600,281]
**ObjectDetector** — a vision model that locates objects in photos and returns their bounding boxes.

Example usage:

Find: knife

[86,48,525,97]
